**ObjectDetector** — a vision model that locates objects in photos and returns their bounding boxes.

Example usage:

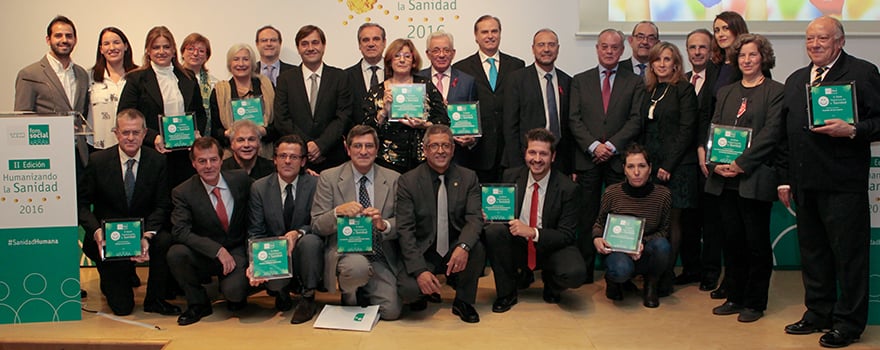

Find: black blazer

[118,67,207,149]
[452,52,525,171]
[171,170,253,257]
[780,51,880,193]
[688,62,720,144]
[272,64,352,170]
[640,80,699,172]
[502,64,573,173]
[501,166,579,254]
[345,59,381,125]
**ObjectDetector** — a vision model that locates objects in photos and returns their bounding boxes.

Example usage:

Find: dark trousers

[605,237,671,283]
[678,172,724,281]
[398,241,486,305]
[795,189,869,335]
[265,234,324,293]
[82,230,173,316]
[718,190,772,311]
[485,224,586,298]
[575,162,625,281]
[167,244,248,307]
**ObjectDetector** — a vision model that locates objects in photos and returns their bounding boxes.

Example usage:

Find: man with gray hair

[222,120,275,179]
[346,23,386,125]
[619,20,659,78]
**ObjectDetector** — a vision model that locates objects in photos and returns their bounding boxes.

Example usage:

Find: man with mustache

[618,21,660,79]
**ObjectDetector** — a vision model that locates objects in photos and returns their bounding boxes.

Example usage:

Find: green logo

[28,125,50,145]
[354,313,365,322]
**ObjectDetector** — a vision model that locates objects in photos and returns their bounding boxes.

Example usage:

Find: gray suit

[311,162,403,320]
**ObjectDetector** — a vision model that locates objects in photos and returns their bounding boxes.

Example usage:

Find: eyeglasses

[394,53,413,60]
[534,42,558,49]
[348,143,376,150]
[276,153,304,161]
[634,34,659,43]
[428,48,454,55]
[185,46,207,55]
[115,129,143,137]
[426,142,453,151]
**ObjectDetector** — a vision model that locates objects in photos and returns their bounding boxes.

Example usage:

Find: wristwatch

[458,243,470,252]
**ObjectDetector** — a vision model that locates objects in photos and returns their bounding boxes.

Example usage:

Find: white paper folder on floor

[313,305,380,331]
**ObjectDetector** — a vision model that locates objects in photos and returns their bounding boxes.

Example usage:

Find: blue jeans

[605,237,671,283]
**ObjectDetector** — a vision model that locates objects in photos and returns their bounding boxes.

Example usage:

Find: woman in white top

[87,27,138,149]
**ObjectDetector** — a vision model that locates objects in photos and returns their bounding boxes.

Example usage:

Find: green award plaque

[706,124,752,165]
[602,214,645,254]
[448,102,482,136]
[808,81,858,127]
[231,96,265,126]
[160,114,197,149]
[249,237,292,280]
[337,216,373,253]
[101,218,143,261]
[482,184,516,222]
[390,83,426,121]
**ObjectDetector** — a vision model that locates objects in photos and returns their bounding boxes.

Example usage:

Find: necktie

[212,187,229,232]
[435,72,446,99]
[527,183,539,270]
[487,58,498,91]
[266,65,276,85]
[369,66,379,89]
[545,73,560,139]
[436,175,449,257]
[309,73,319,116]
[691,74,701,95]
[124,159,136,206]
[812,66,827,87]
[359,176,385,261]
[637,63,646,77]
[602,70,615,113]
[283,183,294,231]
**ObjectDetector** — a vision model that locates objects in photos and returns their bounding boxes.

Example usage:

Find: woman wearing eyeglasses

[180,33,218,136]
[362,38,448,174]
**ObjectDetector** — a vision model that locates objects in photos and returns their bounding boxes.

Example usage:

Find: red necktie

[212,187,229,231]
[602,70,614,113]
[528,183,539,270]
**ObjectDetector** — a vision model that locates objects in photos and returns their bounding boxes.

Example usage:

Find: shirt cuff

[379,219,391,234]
[605,141,617,154]
[532,228,540,243]
[588,141,600,155]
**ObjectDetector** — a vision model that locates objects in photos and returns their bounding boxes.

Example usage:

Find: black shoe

[605,281,624,301]
[492,294,518,313]
[517,269,535,289]
[177,304,212,326]
[144,299,181,316]
[543,286,562,304]
[226,300,247,312]
[737,308,763,322]
[674,272,701,285]
[275,292,293,312]
[290,297,317,324]
[699,277,718,291]
[712,301,743,315]
[643,280,659,308]
[785,319,831,335]
[621,280,638,293]
[427,292,442,303]
[408,298,428,312]
[451,299,479,323]
[710,287,727,300]
[819,329,859,348]
[80,289,88,299]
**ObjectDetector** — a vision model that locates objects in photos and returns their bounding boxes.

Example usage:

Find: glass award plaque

[602,214,645,254]
[448,102,481,136]
[159,114,197,150]
[481,184,516,222]
[101,218,143,261]
[390,83,426,121]
[706,124,752,165]
[249,236,293,280]
[808,81,858,128]
[337,216,373,253]
[231,96,265,126]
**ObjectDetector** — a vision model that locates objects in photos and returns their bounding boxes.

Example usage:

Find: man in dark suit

[273,25,352,173]
[255,25,295,86]
[779,16,880,348]
[247,134,322,324]
[312,125,403,320]
[418,31,477,104]
[452,15,525,182]
[221,120,275,180]
[618,21,659,78]
[503,29,573,174]
[345,23,386,125]
[397,125,486,323]
[168,137,253,326]
[78,109,179,316]
[486,128,585,313]
[569,28,645,283]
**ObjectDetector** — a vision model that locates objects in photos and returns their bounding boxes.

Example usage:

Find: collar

[361,59,382,73]
[478,51,500,65]
[302,62,324,77]
[351,163,375,184]
[118,147,142,165]
[600,64,619,75]
[151,62,175,76]
[278,173,299,193]
[46,52,73,73]
[262,59,280,71]
[535,65,555,79]
[431,67,451,77]
[814,51,842,73]
[526,169,552,192]
[201,174,229,193]
[631,57,647,67]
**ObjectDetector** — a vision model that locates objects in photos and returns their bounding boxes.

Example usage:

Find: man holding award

[78,109,179,317]
[311,125,404,320]
[779,16,880,348]
[485,128,585,313]
[247,134,321,324]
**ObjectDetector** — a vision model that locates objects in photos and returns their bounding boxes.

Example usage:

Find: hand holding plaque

[602,214,645,254]
[249,237,292,281]
[231,96,265,126]
[808,81,858,128]
[389,83,426,121]
[482,184,516,222]
[448,102,482,136]
[337,216,373,253]
[101,218,144,261]
[706,124,752,165]
[159,114,197,150]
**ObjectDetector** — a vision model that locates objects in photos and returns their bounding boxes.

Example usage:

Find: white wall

[2,0,878,112]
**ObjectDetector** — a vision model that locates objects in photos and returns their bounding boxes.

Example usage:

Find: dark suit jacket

[171,170,253,257]
[688,62,720,144]
[452,52,525,170]
[248,172,317,239]
[221,156,275,180]
[78,146,170,260]
[502,64,573,173]
[640,80,698,172]
[14,56,89,114]
[569,67,645,172]
[117,67,207,149]
[501,167,578,255]
[396,163,482,275]
[417,67,478,103]
[272,64,352,169]
[345,59,383,125]
[780,51,880,193]
[618,59,634,76]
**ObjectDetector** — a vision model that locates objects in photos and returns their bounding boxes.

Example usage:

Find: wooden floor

[0,268,877,350]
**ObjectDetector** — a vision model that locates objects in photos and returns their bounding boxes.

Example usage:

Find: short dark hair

[115,108,146,130]
[295,25,326,45]
[346,125,379,147]
[47,15,76,37]
[189,137,221,160]
[623,143,652,165]
[255,25,282,43]
[473,15,501,33]
[525,128,556,153]
[422,124,453,145]
[686,28,712,43]
[274,134,307,157]
[357,23,385,40]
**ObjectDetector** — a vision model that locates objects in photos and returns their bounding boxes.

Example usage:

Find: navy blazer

[171,170,253,257]
[417,67,477,104]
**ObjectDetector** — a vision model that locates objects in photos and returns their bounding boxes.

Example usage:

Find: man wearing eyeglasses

[419,31,476,105]
[221,120,275,180]
[396,124,486,323]
[619,21,659,79]
[255,25,295,86]
[311,125,403,320]
[247,134,321,324]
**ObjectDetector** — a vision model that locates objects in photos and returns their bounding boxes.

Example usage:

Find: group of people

[13,11,879,348]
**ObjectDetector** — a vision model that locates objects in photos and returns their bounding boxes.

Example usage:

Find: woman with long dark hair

[87,27,138,150]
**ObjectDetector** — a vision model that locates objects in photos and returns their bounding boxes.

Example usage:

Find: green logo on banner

[872,157,880,168]
[28,125,50,145]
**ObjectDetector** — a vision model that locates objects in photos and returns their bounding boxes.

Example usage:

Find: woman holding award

[118,26,206,187]
[704,33,784,323]
[362,38,447,174]
[87,27,138,150]
[593,144,672,308]
[208,44,274,155]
